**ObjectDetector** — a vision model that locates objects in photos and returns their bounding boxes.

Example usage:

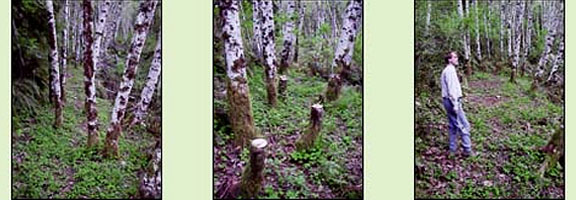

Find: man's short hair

[445,51,456,64]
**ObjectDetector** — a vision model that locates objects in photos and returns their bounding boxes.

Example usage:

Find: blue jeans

[443,97,472,153]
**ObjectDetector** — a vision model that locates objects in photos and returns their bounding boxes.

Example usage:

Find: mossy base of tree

[325,74,342,102]
[227,77,256,147]
[104,123,122,158]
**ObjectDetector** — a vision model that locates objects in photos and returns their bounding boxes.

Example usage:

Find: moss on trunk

[227,76,256,147]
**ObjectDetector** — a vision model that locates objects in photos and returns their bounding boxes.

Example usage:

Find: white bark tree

[131,32,162,126]
[104,0,158,158]
[60,0,70,103]
[499,1,505,56]
[252,0,262,63]
[221,0,257,147]
[260,0,278,107]
[82,0,99,147]
[426,0,431,36]
[100,1,124,70]
[474,0,481,60]
[279,1,296,74]
[325,0,362,102]
[511,0,524,83]
[457,0,470,62]
[46,0,63,127]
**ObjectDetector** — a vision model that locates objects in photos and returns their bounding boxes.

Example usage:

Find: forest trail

[415,72,563,198]
[12,65,158,199]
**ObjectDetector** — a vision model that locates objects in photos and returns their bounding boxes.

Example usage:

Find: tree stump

[296,104,324,151]
[240,138,268,198]
[278,75,288,99]
[325,74,342,102]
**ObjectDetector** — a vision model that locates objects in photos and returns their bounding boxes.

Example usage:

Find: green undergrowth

[12,65,156,199]
[415,71,564,199]
[214,64,362,199]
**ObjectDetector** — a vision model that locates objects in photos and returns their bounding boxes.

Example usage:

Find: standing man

[441,51,474,157]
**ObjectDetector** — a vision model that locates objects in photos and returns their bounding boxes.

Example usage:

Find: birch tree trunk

[532,1,557,90]
[221,0,257,147]
[131,33,162,126]
[46,0,63,128]
[104,0,158,158]
[252,0,262,64]
[546,3,563,84]
[522,0,532,77]
[474,0,481,60]
[546,40,563,83]
[261,0,278,107]
[499,1,505,57]
[60,0,70,104]
[507,1,512,59]
[293,0,305,63]
[279,1,296,74]
[425,0,431,36]
[484,1,491,58]
[100,1,123,70]
[82,0,99,147]
[92,0,112,73]
[511,0,524,83]
[457,0,470,62]
[325,0,362,102]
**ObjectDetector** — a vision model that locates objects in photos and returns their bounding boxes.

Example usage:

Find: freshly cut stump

[278,75,288,99]
[240,138,268,198]
[296,104,324,151]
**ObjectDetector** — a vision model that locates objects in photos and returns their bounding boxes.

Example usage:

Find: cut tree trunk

[46,0,63,128]
[240,138,268,198]
[296,104,324,151]
[221,0,257,147]
[104,0,158,158]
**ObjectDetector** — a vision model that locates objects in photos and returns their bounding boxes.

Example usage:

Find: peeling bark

[131,33,162,127]
[240,138,268,198]
[221,0,256,147]
[104,0,158,158]
[46,0,63,128]
[260,0,278,107]
[296,104,324,151]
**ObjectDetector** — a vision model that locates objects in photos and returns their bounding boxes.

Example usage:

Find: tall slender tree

[260,0,278,107]
[131,32,162,127]
[221,0,257,147]
[104,0,158,158]
[279,1,296,74]
[46,0,63,128]
[82,0,99,147]
[510,0,524,83]
[532,1,558,90]
[293,0,305,63]
[60,0,70,103]
[100,1,124,70]
[252,0,262,64]
[474,0,481,60]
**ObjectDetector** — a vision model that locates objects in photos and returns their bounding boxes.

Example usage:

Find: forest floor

[213,64,363,199]
[415,72,564,198]
[12,65,158,198]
